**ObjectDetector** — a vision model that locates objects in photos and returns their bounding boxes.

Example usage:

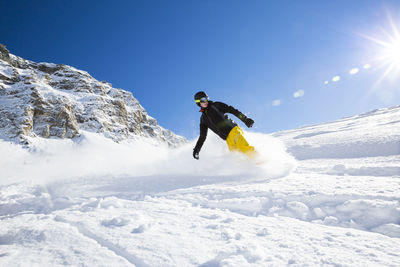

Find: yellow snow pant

[226,126,256,158]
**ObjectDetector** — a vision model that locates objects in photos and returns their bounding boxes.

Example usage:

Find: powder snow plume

[0,130,296,185]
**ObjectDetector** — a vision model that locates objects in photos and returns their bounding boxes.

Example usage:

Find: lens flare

[293,90,305,98]
[349,68,359,75]
[272,99,281,107]
[363,63,372,69]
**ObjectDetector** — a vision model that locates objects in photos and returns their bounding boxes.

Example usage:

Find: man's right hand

[193,148,199,160]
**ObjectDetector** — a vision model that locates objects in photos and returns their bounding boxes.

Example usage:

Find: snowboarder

[193,91,256,160]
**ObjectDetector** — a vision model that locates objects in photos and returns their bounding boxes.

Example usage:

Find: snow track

[54,217,150,267]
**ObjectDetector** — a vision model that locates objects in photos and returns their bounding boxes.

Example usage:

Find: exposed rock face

[0,44,186,147]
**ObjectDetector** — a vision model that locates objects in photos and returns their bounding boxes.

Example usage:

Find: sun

[362,11,400,82]
[375,35,400,75]
[383,39,400,65]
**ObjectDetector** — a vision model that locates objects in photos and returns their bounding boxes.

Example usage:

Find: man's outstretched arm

[216,102,254,128]
[193,123,208,159]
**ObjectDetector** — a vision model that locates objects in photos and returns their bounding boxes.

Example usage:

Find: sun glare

[362,11,400,83]
[385,39,400,64]
[376,38,400,72]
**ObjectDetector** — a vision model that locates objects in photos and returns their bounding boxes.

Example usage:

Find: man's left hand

[244,118,254,128]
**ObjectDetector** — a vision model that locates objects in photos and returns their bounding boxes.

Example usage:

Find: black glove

[244,117,254,128]
[193,148,199,160]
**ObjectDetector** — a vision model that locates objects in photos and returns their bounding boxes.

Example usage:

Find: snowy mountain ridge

[0,44,185,147]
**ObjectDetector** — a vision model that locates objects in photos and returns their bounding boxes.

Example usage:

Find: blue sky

[1,0,400,139]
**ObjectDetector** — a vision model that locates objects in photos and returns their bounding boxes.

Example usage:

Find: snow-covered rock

[0,44,185,147]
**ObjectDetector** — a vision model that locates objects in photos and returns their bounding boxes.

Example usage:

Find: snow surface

[1,106,400,266]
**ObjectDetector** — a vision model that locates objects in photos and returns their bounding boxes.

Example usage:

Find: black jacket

[194,101,247,152]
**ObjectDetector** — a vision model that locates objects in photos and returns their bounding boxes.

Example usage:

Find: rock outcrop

[0,44,186,147]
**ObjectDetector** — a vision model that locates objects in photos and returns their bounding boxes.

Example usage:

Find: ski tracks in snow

[53,216,150,267]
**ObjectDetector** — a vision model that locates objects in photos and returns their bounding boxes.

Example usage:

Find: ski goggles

[195,97,209,103]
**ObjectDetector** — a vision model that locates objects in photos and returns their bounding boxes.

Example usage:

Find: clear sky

[1,0,400,139]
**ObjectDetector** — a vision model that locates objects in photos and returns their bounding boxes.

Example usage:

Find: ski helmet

[194,91,209,106]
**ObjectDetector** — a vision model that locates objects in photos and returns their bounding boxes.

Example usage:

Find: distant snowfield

[1,106,400,266]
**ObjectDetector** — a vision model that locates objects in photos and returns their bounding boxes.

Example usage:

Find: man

[193,91,256,160]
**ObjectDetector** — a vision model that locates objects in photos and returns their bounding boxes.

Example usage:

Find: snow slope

[274,106,400,159]
[1,106,400,266]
